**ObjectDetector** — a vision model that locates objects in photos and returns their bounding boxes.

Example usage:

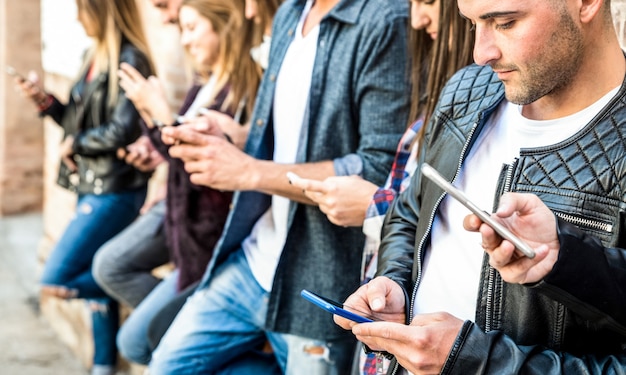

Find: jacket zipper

[554,211,613,233]
[485,160,516,332]
[390,121,482,375]
[501,159,613,235]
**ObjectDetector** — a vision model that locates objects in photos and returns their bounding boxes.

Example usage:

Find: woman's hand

[117,135,164,172]
[14,71,48,109]
[118,62,172,125]
[60,136,77,172]
[196,109,250,150]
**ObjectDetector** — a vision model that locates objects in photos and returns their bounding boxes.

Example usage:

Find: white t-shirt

[414,87,619,321]
[183,74,218,118]
[242,0,319,292]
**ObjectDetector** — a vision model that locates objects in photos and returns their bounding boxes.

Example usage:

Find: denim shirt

[201,0,410,341]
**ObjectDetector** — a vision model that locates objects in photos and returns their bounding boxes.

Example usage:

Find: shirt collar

[289,0,365,25]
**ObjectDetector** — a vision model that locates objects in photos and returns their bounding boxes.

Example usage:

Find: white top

[414,86,619,321]
[242,0,319,292]
[401,89,619,375]
[183,73,218,119]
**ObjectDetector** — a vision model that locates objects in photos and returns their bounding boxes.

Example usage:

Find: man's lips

[493,69,515,79]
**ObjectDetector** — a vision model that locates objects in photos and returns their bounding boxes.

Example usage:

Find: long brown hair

[76,0,155,110]
[408,0,474,146]
[181,0,262,118]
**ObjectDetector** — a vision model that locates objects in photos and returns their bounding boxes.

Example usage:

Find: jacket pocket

[535,189,619,246]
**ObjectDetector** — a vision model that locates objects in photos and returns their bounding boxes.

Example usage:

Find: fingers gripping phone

[301,289,374,323]
[421,162,536,258]
[302,290,395,360]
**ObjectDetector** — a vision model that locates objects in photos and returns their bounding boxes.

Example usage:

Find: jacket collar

[289,0,365,25]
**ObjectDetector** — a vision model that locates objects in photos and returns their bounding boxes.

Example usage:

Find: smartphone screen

[421,163,536,258]
[301,289,375,323]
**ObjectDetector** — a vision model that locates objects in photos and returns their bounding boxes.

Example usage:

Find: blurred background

[1,0,187,373]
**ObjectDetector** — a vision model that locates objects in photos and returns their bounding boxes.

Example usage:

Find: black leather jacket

[378,64,626,374]
[42,42,153,194]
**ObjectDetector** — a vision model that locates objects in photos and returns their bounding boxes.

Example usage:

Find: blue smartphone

[301,289,374,323]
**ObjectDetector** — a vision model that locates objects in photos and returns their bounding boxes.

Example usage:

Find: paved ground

[0,212,87,375]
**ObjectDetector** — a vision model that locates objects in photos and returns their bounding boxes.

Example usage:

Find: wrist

[246,159,264,191]
[36,94,53,112]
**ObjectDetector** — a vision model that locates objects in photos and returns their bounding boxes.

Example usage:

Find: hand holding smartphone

[286,171,303,184]
[7,66,48,107]
[421,162,536,258]
[6,66,26,82]
[151,115,186,130]
[301,289,374,323]
[286,172,326,192]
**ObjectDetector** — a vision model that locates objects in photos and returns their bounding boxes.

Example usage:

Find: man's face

[458,0,584,106]
[149,0,183,24]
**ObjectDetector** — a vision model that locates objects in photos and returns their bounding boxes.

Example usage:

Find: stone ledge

[38,233,172,375]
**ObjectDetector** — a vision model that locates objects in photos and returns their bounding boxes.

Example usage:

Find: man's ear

[579,0,604,24]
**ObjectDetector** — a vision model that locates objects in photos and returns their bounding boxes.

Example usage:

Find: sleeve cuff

[333,153,363,176]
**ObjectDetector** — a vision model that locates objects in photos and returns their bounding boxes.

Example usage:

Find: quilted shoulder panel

[438,64,503,124]
[516,94,626,201]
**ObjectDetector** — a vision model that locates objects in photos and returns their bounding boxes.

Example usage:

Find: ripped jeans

[40,189,146,366]
[149,248,355,375]
[149,249,286,375]
[283,334,356,375]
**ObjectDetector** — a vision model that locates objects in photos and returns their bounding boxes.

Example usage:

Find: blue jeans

[117,269,179,365]
[149,249,288,375]
[283,334,356,375]
[93,199,169,308]
[40,189,146,365]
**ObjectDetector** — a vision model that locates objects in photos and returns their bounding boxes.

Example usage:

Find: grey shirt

[201,0,410,341]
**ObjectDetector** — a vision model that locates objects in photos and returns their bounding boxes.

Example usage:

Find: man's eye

[496,21,514,30]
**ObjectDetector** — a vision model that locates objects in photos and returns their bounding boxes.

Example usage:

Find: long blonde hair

[76,0,155,110]
[181,0,261,119]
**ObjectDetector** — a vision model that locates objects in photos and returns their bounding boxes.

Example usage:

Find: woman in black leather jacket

[14,0,154,373]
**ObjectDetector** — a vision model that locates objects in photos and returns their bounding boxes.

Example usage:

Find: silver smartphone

[421,162,536,258]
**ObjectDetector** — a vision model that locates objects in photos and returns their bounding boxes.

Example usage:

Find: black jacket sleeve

[72,45,152,155]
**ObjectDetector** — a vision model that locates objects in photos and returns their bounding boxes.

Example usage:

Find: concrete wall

[0,0,45,216]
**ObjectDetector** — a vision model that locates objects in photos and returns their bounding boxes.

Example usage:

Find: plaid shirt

[361,119,423,282]
[360,119,422,375]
